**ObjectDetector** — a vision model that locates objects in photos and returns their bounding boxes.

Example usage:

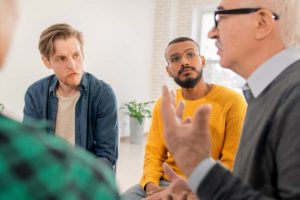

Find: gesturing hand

[161,85,212,176]
[143,163,199,200]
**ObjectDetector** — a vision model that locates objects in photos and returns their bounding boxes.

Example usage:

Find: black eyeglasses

[214,8,280,28]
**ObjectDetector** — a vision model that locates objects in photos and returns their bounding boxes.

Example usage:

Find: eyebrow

[169,48,197,57]
[53,50,81,58]
[217,6,225,10]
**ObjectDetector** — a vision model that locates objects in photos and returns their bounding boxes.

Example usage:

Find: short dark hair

[167,37,200,50]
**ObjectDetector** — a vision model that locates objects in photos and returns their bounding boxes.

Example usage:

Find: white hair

[242,0,300,48]
[269,0,300,48]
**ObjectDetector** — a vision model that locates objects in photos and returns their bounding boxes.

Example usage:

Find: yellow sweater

[140,84,247,188]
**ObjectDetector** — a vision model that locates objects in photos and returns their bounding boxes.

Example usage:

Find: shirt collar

[246,47,300,98]
[49,72,88,95]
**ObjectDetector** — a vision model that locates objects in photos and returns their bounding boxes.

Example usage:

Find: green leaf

[120,100,154,123]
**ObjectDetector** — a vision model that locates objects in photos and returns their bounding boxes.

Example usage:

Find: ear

[200,55,206,68]
[166,66,173,77]
[254,9,276,40]
[42,56,52,69]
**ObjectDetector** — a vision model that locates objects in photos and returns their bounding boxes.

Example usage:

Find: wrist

[175,150,209,176]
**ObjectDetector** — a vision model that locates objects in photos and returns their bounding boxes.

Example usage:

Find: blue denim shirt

[23,72,118,166]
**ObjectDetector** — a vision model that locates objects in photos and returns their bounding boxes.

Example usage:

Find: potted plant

[120,100,154,144]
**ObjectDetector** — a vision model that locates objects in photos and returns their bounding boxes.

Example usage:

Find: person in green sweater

[0,0,120,199]
[122,37,247,200]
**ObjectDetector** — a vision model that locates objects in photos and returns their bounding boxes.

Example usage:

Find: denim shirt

[23,72,118,166]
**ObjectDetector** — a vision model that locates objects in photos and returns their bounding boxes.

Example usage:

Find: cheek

[76,58,84,68]
[168,66,179,76]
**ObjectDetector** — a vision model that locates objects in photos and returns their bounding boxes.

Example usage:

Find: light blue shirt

[188,47,300,193]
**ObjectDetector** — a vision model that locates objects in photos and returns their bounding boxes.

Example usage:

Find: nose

[208,26,218,39]
[68,58,76,69]
[180,55,190,66]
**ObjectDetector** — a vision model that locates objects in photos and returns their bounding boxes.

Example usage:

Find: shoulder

[210,84,246,104]
[0,115,119,199]
[206,85,247,114]
[26,74,56,92]
[84,72,115,93]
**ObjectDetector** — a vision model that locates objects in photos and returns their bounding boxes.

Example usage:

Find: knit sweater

[140,84,247,188]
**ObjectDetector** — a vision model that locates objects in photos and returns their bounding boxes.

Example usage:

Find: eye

[58,57,65,62]
[73,53,79,59]
[186,51,196,58]
[217,14,226,22]
[170,55,181,63]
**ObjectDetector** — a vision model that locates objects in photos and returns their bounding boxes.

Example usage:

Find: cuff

[188,157,216,193]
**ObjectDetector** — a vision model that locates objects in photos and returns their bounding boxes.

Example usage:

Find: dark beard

[174,70,203,89]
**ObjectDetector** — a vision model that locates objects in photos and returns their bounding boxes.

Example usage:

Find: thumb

[163,162,178,181]
[193,104,211,132]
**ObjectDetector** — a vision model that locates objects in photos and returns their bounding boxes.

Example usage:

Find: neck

[181,79,211,100]
[57,82,79,97]
[236,39,286,80]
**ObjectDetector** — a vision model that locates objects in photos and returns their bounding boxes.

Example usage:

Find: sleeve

[139,99,168,188]
[93,84,119,166]
[196,85,300,200]
[220,94,247,170]
[23,86,42,122]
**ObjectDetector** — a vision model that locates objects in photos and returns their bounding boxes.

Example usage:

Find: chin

[66,77,81,87]
[219,59,229,69]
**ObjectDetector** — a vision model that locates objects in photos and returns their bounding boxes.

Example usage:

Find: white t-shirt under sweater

[55,91,80,145]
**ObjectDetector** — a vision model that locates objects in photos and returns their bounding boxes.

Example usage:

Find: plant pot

[129,117,145,144]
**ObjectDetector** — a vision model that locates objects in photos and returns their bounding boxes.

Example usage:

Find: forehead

[53,37,81,55]
[166,41,198,56]
[218,0,246,9]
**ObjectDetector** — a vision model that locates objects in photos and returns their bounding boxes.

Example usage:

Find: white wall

[0,0,155,129]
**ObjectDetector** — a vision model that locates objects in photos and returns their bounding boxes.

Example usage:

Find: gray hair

[269,0,300,48]
[242,0,300,48]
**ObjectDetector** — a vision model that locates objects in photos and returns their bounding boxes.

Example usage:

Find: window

[194,9,245,93]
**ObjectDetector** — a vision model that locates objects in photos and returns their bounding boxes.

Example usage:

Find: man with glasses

[145,0,300,199]
[23,23,118,171]
[122,37,246,200]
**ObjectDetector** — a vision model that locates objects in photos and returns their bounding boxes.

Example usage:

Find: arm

[93,85,118,166]
[220,96,246,170]
[199,88,300,200]
[162,85,300,200]
[23,86,43,121]
[140,99,168,189]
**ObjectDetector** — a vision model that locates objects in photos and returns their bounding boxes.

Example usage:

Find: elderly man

[146,0,300,199]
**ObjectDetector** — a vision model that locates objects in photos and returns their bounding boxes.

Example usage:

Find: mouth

[178,67,195,76]
[215,41,222,55]
[68,72,79,76]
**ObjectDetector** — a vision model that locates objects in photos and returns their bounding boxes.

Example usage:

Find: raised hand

[161,85,212,176]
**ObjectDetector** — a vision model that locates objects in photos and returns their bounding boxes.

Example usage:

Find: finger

[183,116,191,124]
[147,188,164,196]
[143,191,160,200]
[163,193,173,200]
[171,89,176,107]
[187,193,199,200]
[178,191,188,200]
[193,104,211,133]
[162,162,178,181]
[162,85,177,130]
[175,101,185,119]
